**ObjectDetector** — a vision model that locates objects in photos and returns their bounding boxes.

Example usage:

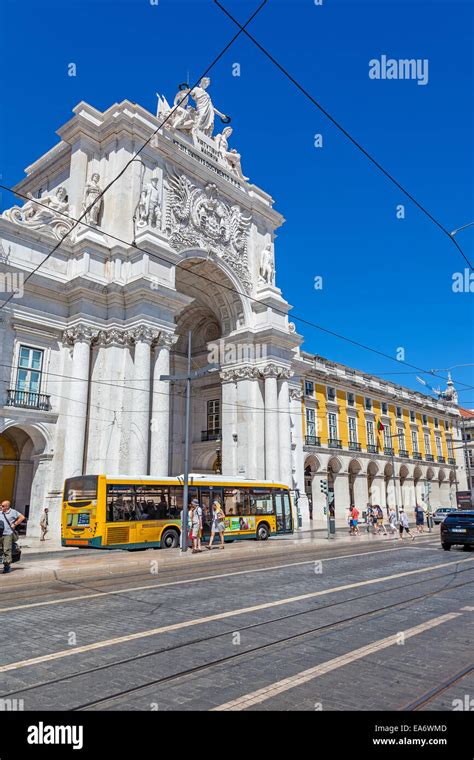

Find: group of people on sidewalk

[348,502,429,541]
[181,498,226,553]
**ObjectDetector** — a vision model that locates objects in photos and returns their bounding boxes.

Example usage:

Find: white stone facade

[0,85,468,540]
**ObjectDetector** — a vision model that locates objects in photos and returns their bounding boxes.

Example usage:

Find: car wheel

[160,528,179,549]
[441,543,451,551]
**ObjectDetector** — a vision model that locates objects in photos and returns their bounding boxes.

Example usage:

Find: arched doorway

[327,456,343,521]
[367,461,379,505]
[304,455,320,520]
[0,425,50,535]
[171,255,249,478]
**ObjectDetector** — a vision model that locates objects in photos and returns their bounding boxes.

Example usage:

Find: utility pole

[160,330,220,553]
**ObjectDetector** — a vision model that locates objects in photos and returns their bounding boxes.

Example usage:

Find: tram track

[0,537,442,609]
[1,562,472,710]
[400,664,474,711]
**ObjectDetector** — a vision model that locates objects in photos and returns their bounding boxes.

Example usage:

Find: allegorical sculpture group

[158,77,247,180]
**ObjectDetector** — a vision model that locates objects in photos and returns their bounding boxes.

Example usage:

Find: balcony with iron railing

[399,449,409,458]
[328,438,342,449]
[367,444,379,454]
[201,429,221,442]
[425,454,434,462]
[413,452,422,460]
[305,435,321,447]
[6,389,51,411]
[384,447,394,456]
[348,442,361,452]
[448,457,456,465]
[437,456,446,464]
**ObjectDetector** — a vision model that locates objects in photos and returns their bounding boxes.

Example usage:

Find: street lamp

[450,221,474,237]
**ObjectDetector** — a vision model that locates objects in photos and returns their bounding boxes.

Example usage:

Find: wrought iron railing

[6,389,51,411]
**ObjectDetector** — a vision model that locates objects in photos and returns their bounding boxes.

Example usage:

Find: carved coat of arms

[165,171,252,293]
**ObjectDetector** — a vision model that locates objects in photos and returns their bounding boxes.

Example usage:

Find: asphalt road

[1,534,473,712]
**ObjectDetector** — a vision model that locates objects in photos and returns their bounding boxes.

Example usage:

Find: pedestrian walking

[365,504,374,533]
[375,504,387,535]
[40,507,49,541]
[0,501,25,574]
[388,507,398,534]
[399,508,415,541]
[414,504,425,533]
[350,505,360,535]
[190,498,202,553]
[207,499,226,550]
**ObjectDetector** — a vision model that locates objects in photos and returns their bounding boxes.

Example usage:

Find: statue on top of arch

[157,78,247,181]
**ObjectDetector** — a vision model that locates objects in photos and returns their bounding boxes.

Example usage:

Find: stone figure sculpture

[137,176,162,229]
[189,77,229,137]
[3,186,74,240]
[259,243,275,286]
[82,173,103,226]
[214,126,248,180]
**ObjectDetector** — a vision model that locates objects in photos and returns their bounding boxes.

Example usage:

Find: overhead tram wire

[0,0,269,313]
[214,0,473,271]
[1,188,473,396]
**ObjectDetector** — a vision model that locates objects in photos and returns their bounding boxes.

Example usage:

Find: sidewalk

[1,527,439,590]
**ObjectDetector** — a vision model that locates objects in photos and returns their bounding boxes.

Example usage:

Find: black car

[440,510,474,550]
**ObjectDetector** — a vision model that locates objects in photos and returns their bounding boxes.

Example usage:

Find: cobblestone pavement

[0,532,472,711]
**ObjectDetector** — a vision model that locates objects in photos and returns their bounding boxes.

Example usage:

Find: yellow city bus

[61,474,294,550]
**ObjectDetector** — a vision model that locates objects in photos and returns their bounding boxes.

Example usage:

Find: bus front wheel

[161,528,180,549]
[256,523,270,541]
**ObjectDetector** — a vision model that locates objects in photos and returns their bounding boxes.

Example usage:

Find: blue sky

[1,0,473,404]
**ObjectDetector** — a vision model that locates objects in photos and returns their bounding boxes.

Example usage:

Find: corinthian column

[220,369,238,476]
[263,364,280,480]
[150,332,177,476]
[278,370,293,487]
[62,325,97,480]
[128,326,158,476]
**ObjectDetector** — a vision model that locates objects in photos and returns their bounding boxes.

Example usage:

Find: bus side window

[106,485,136,522]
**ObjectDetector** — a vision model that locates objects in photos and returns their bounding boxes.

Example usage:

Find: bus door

[275,490,293,534]
[199,487,224,540]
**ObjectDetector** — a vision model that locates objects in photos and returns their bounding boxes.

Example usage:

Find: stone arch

[304,455,321,518]
[176,252,252,333]
[366,461,379,505]
[0,423,50,533]
[438,468,446,483]
[348,459,363,508]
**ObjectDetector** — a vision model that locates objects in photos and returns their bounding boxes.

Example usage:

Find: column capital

[289,387,303,401]
[130,325,160,345]
[261,363,293,379]
[221,365,260,382]
[154,332,178,351]
[62,324,98,346]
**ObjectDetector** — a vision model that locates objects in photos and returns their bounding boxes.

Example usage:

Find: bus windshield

[64,476,98,503]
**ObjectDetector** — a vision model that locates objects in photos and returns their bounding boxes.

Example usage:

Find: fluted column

[278,371,293,487]
[128,326,158,476]
[62,325,97,480]
[263,364,280,480]
[150,332,177,476]
[220,369,238,476]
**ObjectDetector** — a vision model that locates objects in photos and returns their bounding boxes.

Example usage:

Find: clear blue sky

[1,0,473,403]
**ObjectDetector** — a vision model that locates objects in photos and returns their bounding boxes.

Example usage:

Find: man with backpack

[0,500,25,574]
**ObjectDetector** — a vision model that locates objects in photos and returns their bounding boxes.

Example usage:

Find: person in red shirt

[350,505,360,535]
